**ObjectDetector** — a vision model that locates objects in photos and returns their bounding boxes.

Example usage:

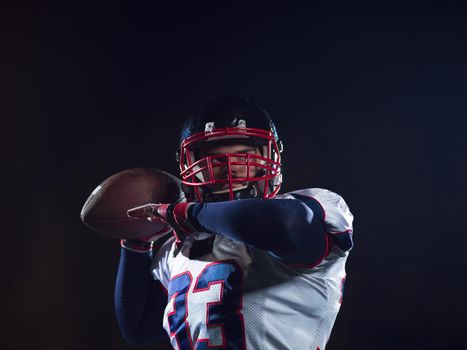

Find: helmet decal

[204,122,215,134]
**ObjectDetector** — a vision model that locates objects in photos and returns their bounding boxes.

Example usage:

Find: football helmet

[177,96,283,202]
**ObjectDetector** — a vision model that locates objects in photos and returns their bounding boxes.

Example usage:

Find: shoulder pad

[287,188,354,251]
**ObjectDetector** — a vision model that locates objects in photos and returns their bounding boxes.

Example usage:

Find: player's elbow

[257,200,318,256]
[280,201,327,263]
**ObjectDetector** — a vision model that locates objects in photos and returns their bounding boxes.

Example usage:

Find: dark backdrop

[3,1,467,349]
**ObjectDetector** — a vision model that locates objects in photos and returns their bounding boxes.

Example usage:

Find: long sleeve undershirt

[188,198,328,264]
[114,248,168,345]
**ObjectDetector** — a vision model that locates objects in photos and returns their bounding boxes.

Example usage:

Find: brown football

[80,168,185,240]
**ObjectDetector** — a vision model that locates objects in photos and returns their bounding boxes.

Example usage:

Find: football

[80,168,185,240]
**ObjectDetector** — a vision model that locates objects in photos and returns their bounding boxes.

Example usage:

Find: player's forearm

[114,248,167,345]
[188,198,327,263]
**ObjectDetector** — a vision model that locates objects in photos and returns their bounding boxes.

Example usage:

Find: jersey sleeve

[150,236,176,289]
[288,188,354,252]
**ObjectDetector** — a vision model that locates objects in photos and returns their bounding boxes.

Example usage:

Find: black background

[3,1,467,349]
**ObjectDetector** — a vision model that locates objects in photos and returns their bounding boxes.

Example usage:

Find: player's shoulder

[287,187,349,206]
[278,187,349,208]
[278,188,354,235]
[151,235,177,286]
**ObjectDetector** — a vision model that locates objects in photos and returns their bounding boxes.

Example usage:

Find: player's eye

[211,156,224,165]
[236,155,247,162]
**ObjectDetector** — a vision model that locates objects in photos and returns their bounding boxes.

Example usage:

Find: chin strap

[203,182,261,202]
[211,184,249,195]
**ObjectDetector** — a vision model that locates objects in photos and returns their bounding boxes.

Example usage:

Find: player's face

[198,143,262,192]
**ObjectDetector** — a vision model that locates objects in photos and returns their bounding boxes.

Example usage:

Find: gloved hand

[127,203,172,223]
[123,202,196,252]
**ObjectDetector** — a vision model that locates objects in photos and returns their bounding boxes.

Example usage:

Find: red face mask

[179,126,282,202]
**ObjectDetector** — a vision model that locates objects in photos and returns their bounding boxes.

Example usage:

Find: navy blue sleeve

[114,248,168,345]
[188,198,328,264]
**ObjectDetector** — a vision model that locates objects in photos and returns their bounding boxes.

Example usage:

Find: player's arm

[128,191,353,265]
[114,246,168,345]
[188,198,328,264]
[129,199,326,264]
[128,199,324,264]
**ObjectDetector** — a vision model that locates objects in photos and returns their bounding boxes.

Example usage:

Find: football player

[114,96,354,350]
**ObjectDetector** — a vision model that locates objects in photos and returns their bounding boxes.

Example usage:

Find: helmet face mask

[177,97,283,202]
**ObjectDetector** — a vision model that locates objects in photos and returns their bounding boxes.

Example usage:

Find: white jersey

[151,188,354,350]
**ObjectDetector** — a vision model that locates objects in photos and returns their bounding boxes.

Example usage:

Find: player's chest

[163,239,249,349]
[166,239,248,316]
